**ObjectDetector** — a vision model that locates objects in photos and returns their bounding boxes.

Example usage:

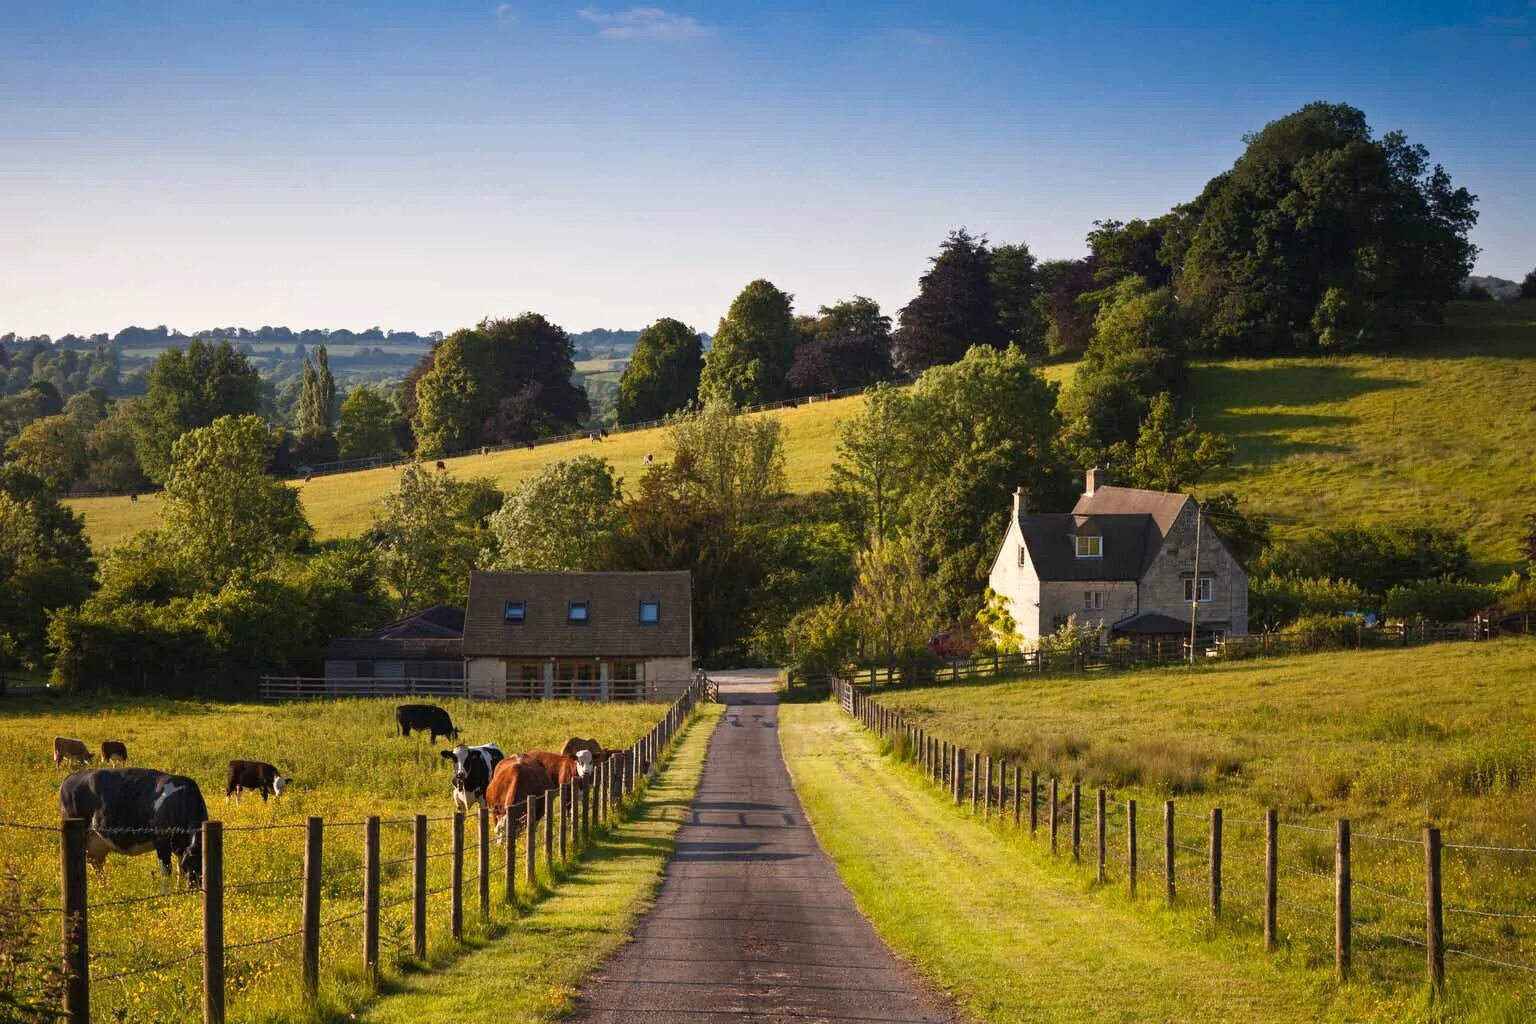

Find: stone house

[461,570,693,701]
[987,468,1248,647]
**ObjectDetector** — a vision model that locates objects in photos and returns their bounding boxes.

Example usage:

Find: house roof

[1073,485,1191,537]
[461,571,692,660]
[1017,514,1156,581]
[1111,611,1227,635]
[325,637,463,660]
[368,604,465,640]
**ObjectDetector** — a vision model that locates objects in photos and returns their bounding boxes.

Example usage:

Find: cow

[100,741,128,765]
[440,743,504,814]
[559,736,610,764]
[59,768,208,887]
[485,755,555,844]
[53,737,91,766]
[226,760,288,803]
[525,750,592,789]
[396,704,459,743]
[435,460,446,471]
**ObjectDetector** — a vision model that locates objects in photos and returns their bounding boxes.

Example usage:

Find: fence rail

[833,681,1536,999]
[258,673,711,703]
[19,678,709,1024]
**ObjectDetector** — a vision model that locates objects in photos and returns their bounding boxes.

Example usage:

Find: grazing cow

[525,750,592,789]
[485,755,554,843]
[53,737,91,766]
[435,460,446,471]
[226,760,288,803]
[559,736,609,764]
[100,741,128,765]
[440,743,504,814]
[396,704,459,743]
[59,768,208,886]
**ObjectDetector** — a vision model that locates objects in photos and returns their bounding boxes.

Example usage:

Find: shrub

[1249,574,1372,630]
[1383,576,1496,623]
[1291,613,1361,651]
[1257,521,1470,598]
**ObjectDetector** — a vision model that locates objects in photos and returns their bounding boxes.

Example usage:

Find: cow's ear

[440,750,454,760]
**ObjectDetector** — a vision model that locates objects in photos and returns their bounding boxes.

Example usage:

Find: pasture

[0,695,670,1023]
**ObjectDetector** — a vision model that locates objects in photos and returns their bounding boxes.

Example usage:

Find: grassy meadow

[870,637,1536,1015]
[0,695,682,1023]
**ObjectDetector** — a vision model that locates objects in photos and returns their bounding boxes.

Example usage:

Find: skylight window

[1075,535,1103,558]
[504,600,526,624]
[639,600,660,625]
[568,601,590,624]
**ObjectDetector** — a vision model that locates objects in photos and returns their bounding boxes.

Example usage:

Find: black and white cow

[396,704,459,743]
[59,768,208,887]
[440,743,504,814]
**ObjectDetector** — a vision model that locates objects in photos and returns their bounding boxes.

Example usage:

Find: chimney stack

[1085,466,1106,496]
[1013,485,1027,521]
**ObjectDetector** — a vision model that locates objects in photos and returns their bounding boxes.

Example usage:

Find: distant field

[0,695,669,1023]
[575,358,628,374]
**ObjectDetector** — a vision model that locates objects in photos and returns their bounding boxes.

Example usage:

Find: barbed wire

[1443,904,1536,921]
[1443,841,1536,855]
[94,949,201,982]
[1352,878,1421,908]
[91,888,200,909]
[1444,946,1536,974]
[226,928,303,953]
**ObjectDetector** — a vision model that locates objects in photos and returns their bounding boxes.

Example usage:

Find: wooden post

[1029,771,1039,835]
[364,816,380,978]
[985,756,994,815]
[524,796,536,889]
[1071,783,1081,863]
[1127,800,1138,898]
[543,789,554,870]
[476,806,489,921]
[582,777,592,846]
[1095,788,1106,883]
[1424,826,1443,992]
[450,811,464,941]
[202,820,224,1024]
[59,817,88,1024]
[414,815,428,959]
[1335,818,1351,980]
[1265,809,1278,953]
[302,816,322,1001]
[502,806,516,905]
[1209,807,1222,922]
[560,782,570,862]
[1013,765,1023,827]
[971,751,981,812]
[1163,800,1176,904]
[954,747,964,805]
[1049,779,1059,855]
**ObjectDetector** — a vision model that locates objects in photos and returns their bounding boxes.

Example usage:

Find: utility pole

[1189,503,1202,667]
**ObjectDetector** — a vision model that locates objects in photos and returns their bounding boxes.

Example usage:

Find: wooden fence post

[502,808,516,905]
[1163,800,1176,904]
[1013,765,1023,827]
[202,820,224,1024]
[582,776,592,846]
[1424,826,1443,992]
[954,748,964,806]
[414,815,428,958]
[1127,799,1137,898]
[1096,788,1106,883]
[1209,807,1222,922]
[1071,783,1081,863]
[60,817,89,1024]
[971,752,981,812]
[560,782,570,862]
[1049,779,1059,855]
[985,757,995,815]
[1336,818,1351,980]
[450,811,464,941]
[1030,771,1039,835]
[364,816,380,978]
[524,796,537,889]
[543,790,554,869]
[476,806,489,921]
[1265,809,1278,953]
[302,816,322,1001]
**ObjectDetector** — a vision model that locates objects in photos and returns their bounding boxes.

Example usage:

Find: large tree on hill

[336,385,398,460]
[787,296,894,393]
[614,318,704,423]
[132,339,263,482]
[485,456,624,571]
[1172,102,1478,353]
[411,330,487,455]
[990,242,1047,356]
[893,228,1003,372]
[0,466,94,668]
[699,279,799,406]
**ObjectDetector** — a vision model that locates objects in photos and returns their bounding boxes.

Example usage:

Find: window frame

[1083,590,1105,611]
[1184,577,1213,603]
[1075,535,1103,559]
[504,600,526,624]
[638,600,661,625]
[567,600,590,625]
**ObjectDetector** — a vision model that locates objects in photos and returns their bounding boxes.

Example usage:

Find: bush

[1383,577,1496,623]
[1257,521,1470,598]
[1249,574,1372,631]
[1291,613,1362,651]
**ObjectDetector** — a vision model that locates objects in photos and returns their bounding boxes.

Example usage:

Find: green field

[0,696,679,1023]
[868,638,1536,1014]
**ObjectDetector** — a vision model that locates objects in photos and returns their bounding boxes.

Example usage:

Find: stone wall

[987,520,1044,643]
[1038,580,1139,642]
[1137,501,1249,634]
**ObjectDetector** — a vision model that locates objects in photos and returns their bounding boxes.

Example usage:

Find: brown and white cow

[559,736,609,763]
[525,750,593,789]
[53,737,92,766]
[485,755,555,844]
[100,741,128,765]
[226,760,288,803]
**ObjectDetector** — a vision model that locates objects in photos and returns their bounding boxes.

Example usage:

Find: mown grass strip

[355,703,721,1023]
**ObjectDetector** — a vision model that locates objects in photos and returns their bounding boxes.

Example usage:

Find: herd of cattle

[49,703,629,889]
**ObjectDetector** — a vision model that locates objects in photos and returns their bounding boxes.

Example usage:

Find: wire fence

[835,681,1536,1004]
[9,678,709,1024]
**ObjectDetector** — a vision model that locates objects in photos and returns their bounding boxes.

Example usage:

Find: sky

[1,0,1533,337]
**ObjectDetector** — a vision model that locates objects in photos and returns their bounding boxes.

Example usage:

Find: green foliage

[1034,258,1098,356]
[1249,575,1372,631]
[133,339,263,482]
[295,344,338,460]
[1258,521,1471,599]
[666,400,785,528]
[160,415,313,589]
[411,329,489,455]
[82,400,146,492]
[1034,614,1102,662]
[1108,392,1232,491]
[741,508,857,666]
[1086,216,1173,288]
[786,297,895,393]
[893,228,1003,372]
[1198,491,1272,567]
[614,317,703,423]
[1383,577,1496,623]
[485,455,623,571]
[368,463,501,615]
[990,242,1046,356]
[852,533,941,666]
[1521,270,1536,300]
[1290,613,1362,651]
[699,279,800,406]
[782,596,859,677]
[4,414,86,492]
[829,383,915,543]
[1176,102,1478,354]
[0,467,94,669]
[336,385,399,460]
[975,586,1021,655]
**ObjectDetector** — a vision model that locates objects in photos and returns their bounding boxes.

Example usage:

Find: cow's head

[179,831,203,887]
[442,745,471,789]
[574,749,595,778]
[272,774,289,797]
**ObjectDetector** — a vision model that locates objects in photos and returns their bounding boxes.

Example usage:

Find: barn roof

[461,571,692,660]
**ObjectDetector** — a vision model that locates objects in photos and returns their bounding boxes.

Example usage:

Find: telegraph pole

[1189,504,1202,666]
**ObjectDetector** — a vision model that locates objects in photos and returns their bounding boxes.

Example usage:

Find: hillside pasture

[0,695,667,1023]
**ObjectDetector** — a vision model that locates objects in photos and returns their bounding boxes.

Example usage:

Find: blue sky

[2,1,1532,336]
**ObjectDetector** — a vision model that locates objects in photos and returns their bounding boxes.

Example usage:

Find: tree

[336,386,398,460]
[786,297,895,393]
[1086,217,1173,288]
[666,400,785,529]
[830,384,915,543]
[84,402,148,492]
[485,456,623,571]
[893,228,1003,372]
[133,339,263,481]
[614,318,704,423]
[1109,392,1233,492]
[0,466,94,668]
[783,597,859,677]
[296,344,337,457]
[1521,270,1536,300]
[1176,102,1478,353]
[1521,513,1536,566]
[852,534,940,667]
[411,330,488,456]
[4,415,86,492]
[160,415,312,589]
[699,279,800,406]
[990,242,1047,355]
[369,464,501,614]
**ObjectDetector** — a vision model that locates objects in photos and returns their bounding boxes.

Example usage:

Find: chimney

[1085,466,1107,496]
[1013,485,1027,521]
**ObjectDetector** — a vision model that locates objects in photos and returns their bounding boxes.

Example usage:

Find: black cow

[226,760,288,803]
[396,704,459,743]
[440,743,504,814]
[59,768,208,886]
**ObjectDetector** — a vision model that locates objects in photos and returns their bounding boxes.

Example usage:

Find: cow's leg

[260,788,269,803]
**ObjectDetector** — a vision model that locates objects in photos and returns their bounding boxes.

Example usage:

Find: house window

[1184,578,1213,603]
[1018,545,1027,567]
[639,600,660,625]
[568,601,590,624]
[1075,535,1102,558]
[504,600,526,624]
[1083,590,1105,611]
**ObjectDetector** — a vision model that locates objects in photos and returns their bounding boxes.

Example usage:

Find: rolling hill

[66,302,1536,571]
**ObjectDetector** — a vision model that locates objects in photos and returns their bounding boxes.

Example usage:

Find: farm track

[569,671,956,1024]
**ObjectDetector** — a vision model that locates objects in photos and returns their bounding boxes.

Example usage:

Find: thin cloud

[577,7,713,41]
[1485,14,1527,26]
[891,27,945,47]
[494,3,517,23]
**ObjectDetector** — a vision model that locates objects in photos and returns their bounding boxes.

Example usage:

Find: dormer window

[504,600,526,624]
[639,600,660,625]
[1075,535,1102,558]
[568,601,590,624]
